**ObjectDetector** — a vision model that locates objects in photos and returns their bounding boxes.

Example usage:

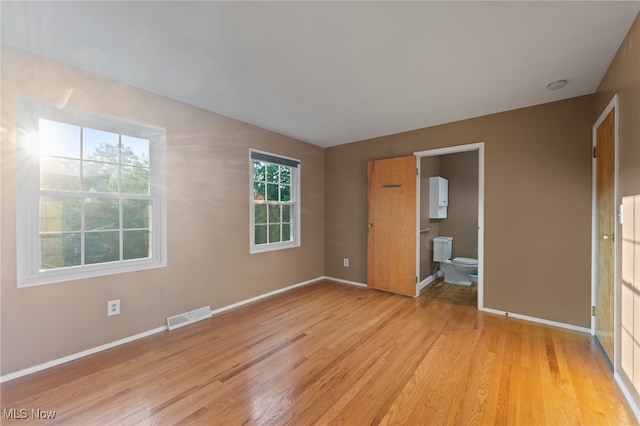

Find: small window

[250,150,300,253]
[16,98,166,287]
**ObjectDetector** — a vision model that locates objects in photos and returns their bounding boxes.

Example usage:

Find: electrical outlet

[107,299,120,316]
[343,258,349,267]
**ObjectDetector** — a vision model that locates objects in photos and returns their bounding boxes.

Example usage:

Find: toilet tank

[433,236,453,262]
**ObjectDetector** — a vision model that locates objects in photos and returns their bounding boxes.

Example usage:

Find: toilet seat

[452,257,477,266]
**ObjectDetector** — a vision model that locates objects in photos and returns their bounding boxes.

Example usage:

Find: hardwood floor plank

[479,323,507,426]
[450,339,495,425]
[1,281,636,425]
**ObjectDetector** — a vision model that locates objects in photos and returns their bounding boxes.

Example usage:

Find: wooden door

[595,107,616,366]
[367,156,417,296]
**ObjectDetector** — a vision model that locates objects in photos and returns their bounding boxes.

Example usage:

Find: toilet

[433,236,478,286]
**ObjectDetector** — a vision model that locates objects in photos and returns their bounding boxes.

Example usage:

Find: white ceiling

[2,1,639,147]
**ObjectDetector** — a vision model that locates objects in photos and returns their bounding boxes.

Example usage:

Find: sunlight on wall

[621,194,640,398]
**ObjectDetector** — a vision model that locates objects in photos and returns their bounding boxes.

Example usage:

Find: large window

[17,98,166,287]
[250,150,300,253]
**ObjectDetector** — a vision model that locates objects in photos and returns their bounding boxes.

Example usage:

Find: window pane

[122,135,149,167]
[249,154,298,252]
[266,164,279,183]
[20,104,166,286]
[123,230,150,260]
[121,166,150,194]
[268,205,281,223]
[269,224,281,243]
[83,127,119,163]
[280,185,291,202]
[85,231,119,264]
[280,166,291,184]
[253,161,265,182]
[123,199,150,229]
[40,196,81,232]
[266,183,279,201]
[85,198,119,230]
[255,225,267,244]
[40,232,81,269]
[84,161,118,192]
[39,119,80,158]
[255,204,267,224]
[40,157,80,191]
[254,182,265,200]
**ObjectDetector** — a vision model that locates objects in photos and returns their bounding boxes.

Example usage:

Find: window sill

[18,258,167,288]
[250,241,300,254]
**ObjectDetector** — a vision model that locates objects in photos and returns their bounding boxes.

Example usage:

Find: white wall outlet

[107,299,120,316]
[343,258,349,267]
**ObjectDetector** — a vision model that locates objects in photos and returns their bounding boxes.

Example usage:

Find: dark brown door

[367,156,417,296]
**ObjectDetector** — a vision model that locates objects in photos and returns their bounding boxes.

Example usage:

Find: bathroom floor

[421,279,477,307]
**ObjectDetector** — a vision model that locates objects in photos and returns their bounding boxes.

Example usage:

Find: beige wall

[595,13,640,408]
[325,95,594,328]
[439,150,479,260]
[0,47,325,375]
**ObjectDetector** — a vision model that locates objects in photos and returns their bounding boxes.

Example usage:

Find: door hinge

[592,146,597,158]
[592,306,596,316]
[416,167,419,176]
[416,276,418,283]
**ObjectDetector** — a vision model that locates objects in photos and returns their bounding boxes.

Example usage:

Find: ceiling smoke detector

[547,79,568,91]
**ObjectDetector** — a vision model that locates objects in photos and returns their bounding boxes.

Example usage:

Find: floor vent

[166,306,212,331]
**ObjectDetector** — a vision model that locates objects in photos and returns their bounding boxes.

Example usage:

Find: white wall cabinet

[429,176,448,219]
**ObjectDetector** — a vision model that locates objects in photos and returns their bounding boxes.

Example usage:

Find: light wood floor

[1,280,637,425]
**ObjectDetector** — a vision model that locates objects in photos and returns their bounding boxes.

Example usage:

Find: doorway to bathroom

[414,143,484,310]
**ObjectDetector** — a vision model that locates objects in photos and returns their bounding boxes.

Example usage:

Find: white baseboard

[323,276,368,288]
[0,326,167,383]
[0,276,326,383]
[615,372,640,422]
[210,276,324,315]
[418,274,436,291]
[327,275,439,294]
[481,307,591,334]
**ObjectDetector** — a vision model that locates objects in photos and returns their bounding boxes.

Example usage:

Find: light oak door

[595,107,616,366]
[367,156,417,296]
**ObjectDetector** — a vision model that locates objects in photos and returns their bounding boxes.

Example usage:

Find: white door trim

[591,94,620,370]
[415,155,421,296]
[414,142,485,310]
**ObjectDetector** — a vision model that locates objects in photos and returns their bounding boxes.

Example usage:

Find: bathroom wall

[439,151,479,259]
[419,151,478,281]
[419,156,440,280]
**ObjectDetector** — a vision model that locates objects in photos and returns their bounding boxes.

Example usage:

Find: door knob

[368,223,373,228]
[602,234,614,241]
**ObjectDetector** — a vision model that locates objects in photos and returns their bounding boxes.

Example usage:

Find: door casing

[414,142,484,310]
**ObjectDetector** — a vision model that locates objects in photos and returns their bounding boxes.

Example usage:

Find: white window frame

[16,96,167,287]
[249,149,301,254]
